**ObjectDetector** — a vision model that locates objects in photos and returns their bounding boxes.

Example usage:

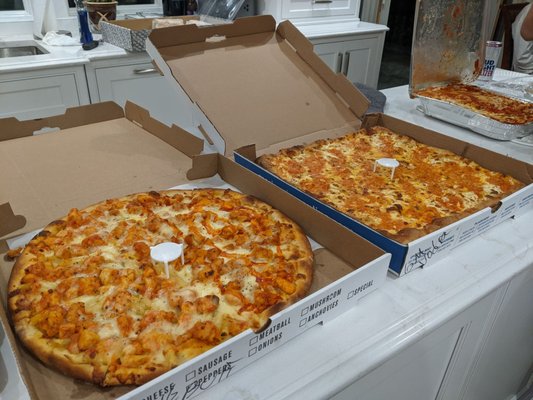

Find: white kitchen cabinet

[332,267,533,400]
[85,54,196,132]
[281,0,359,20]
[0,65,90,120]
[459,266,533,400]
[312,31,386,88]
[257,0,361,23]
[331,289,500,400]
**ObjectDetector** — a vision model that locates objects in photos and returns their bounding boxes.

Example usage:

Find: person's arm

[520,5,533,41]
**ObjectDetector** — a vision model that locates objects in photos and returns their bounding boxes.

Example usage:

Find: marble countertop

[294,20,389,39]
[1,71,532,400]
[0,34,128,73]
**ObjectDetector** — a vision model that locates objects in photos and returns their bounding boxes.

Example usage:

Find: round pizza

[7,189,313,386]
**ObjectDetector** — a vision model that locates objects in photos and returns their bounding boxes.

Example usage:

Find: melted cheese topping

[258,126,524,243]
[416,83,533,125]
[9,189,312,386]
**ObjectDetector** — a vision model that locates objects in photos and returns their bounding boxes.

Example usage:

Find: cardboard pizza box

[0,102,389,400]
[145,15,533,276]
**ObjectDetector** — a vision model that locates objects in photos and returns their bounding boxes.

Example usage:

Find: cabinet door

[333,330,461,400]
[312,32,386,88]
[459,267,533,400]
[342,35,385,88]
[0,67,89,120]
[282,0,359,19]
[314,41,345,73]
[331,290,498,400]
[94,62,195,131]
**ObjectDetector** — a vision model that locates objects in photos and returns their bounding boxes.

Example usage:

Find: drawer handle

[133,68,158,75]
[313,0,333,3]
[337,52,343,74]
[343,51,350,75]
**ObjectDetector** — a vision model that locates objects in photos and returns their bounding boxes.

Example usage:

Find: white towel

[42,31,80,46]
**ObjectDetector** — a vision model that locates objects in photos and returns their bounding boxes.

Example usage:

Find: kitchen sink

[0,41,49,58]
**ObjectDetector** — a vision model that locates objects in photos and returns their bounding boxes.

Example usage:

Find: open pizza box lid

[145,15,371,157]
[0,101,204,247]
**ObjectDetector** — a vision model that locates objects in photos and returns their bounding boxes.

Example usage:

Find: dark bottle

[75,0,93,44]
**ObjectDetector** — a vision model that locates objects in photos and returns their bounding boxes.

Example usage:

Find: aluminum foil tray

[481,76,533,102]
[415,95,533,140]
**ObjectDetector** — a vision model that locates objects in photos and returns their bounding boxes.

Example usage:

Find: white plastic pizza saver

[150,242,185,278]
[373,158,400,180]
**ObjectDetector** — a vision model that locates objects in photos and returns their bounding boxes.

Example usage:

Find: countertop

[0,19,389,74]
[294,20,388,39]
[0,34,127,73]
[1,70,532,400]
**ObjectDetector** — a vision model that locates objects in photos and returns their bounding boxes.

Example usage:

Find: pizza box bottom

[234,112,533,277]
[0,102,390,400]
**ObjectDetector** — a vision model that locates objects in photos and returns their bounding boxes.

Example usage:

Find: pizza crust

[262,232,313,320]
[8,237,101,385]
[255,154,277,173]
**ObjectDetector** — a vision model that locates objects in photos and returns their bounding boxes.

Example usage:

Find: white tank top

[512,4,533,74]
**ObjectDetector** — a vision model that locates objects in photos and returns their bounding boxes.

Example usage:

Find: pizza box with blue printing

[145,14,533,276]
[0,101,389,400]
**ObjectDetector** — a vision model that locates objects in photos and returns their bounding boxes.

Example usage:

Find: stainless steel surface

[482,76,533,102]
[409,0,489,93]
[0,41,49,58]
